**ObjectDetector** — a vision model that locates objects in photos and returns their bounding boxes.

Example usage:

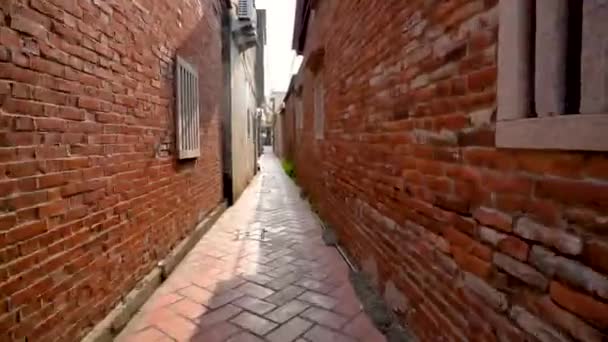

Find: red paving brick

[177,285,214,305]
[266,317,313,342]
[206,289,245,309]
[233,296,277,315]
[265,285,306,306]
[140,293,183,312]
[264,300,310,323]
[295,277,334,293]
[168,298,209,320]
[227,332,266,342]
[297,291,338,310]
[191,322,242,342]
[300,307,349,330]
[235,282,276,299]
[116,150,385,341]
[265,272,301,290]
[154,314,198,340]
[230,311,278,335]
[197,304,244,328]
[119,327,169,342]
[304,325,357,342]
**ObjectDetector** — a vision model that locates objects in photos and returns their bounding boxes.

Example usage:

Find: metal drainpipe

[314,214,358,272]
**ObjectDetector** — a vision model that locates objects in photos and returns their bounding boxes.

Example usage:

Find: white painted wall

[230,29,259,199]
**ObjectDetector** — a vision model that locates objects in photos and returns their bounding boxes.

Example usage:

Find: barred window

[496,0,608,151]
[314,75,325,140]
[176,56,200,159]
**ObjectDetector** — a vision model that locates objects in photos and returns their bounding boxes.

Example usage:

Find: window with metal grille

[247,109,251,139]
[314,75,325,140]
[496,0,608,151]
[295,97,303,142]
[176,56,200,159]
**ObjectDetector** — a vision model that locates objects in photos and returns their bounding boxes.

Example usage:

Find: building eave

[292,0,312,54]
[284,75,296,103]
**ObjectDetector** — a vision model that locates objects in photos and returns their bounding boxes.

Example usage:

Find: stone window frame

[306,43,326,141]
[295,96,304,141]
[247,109,251,139]
[496,0,608,152]
[313,73,325,140]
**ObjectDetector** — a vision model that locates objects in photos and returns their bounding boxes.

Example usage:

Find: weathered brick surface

[0,0,224,340]
[277,87,298,162]
[283,0,608,340]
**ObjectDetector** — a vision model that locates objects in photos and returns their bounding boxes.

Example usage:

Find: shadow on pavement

[117,150,385,342]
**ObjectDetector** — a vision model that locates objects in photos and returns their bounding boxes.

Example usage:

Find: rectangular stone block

[514,217,582,255]
[493,252,548,290]
[509,306,570,342]
[530,246,608,301]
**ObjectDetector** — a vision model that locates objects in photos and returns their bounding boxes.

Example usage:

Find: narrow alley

[116,148,385,342]
[2,0,608,341]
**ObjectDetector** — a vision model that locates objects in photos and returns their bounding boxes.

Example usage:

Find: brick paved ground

[116,148,385,342]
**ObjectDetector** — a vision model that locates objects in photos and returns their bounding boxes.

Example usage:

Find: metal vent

[176,56,200,159]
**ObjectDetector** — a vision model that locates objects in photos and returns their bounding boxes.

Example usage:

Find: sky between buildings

[257,0,302,96]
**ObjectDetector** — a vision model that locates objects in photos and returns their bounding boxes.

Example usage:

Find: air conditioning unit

[235,30,258,51]
[237,0,255,21]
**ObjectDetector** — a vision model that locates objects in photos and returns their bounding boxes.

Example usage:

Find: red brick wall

[280,97,297,162]
[288,1,608,340]
[0,0,224,340]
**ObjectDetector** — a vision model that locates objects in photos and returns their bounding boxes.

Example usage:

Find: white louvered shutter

[237,0,253,19]
[176,56,200,159]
